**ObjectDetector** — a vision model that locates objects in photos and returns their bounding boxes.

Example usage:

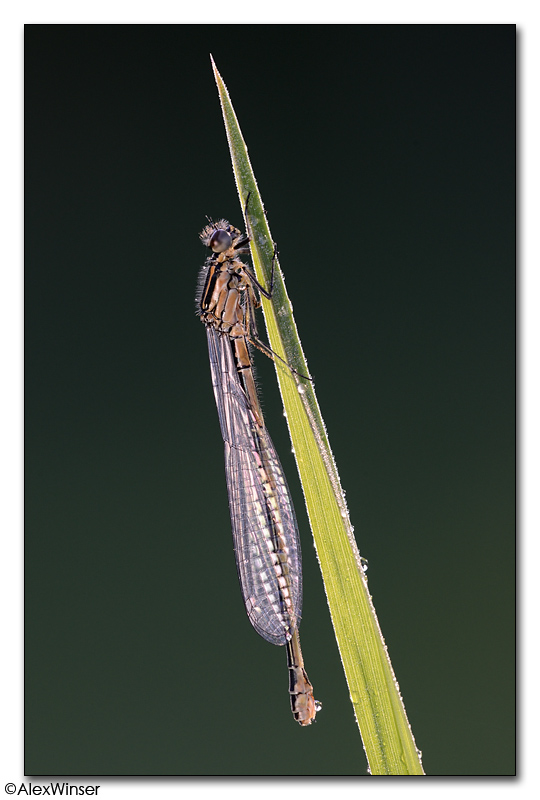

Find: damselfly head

[200,220,243,253]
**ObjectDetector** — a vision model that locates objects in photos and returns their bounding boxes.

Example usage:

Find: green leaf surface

[211,56,424,776]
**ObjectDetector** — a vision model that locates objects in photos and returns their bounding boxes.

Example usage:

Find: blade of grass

[210,56,424,776]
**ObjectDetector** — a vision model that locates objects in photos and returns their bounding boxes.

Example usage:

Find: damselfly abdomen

[197,217,319,726]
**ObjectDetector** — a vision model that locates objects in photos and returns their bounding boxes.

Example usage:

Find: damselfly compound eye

[209,228,232,253]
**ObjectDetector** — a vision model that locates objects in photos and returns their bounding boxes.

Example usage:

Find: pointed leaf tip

[210,54,221,80]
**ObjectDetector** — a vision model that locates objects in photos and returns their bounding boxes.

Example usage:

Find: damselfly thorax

[198,220,263,422]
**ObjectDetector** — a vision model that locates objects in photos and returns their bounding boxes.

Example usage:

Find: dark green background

[25,24,515,776]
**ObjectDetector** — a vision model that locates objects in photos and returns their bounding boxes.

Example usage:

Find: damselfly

[197,214,319,726]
